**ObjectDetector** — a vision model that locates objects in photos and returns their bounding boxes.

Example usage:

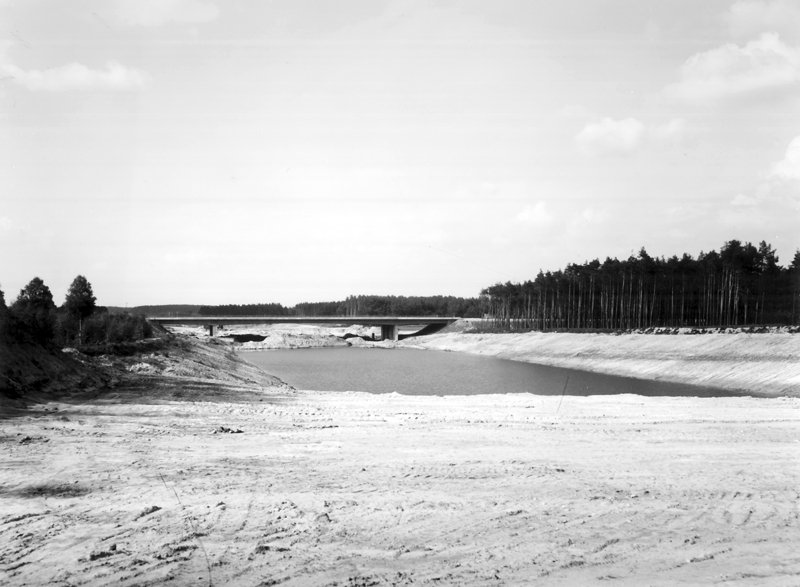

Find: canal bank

[406,329,800,397]
[167,323,800,397]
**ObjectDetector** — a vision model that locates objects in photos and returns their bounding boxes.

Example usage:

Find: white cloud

[664,33,800,104]
[769,135,800,180]
[731,192,760,206]
[564,207,610,239]
[575,117,685,157]
[2,60,150,91]
[575,117,645,157]
[643,20,660,43]
[0,216,11,230]
[726,135,800,222]
[648,118,687,144]
[114,0,219,27]
[726,1,800,43]
[515,202,553,227]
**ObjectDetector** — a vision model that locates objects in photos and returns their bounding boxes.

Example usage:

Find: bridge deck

[148,316,459,326]
[147,316,460,340]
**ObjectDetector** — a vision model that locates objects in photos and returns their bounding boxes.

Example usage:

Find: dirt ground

[2,335,800,586]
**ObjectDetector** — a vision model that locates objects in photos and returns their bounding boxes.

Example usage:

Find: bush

[0,286,7,339]
[54,312,81,347]
[8,306,57,346]
[0,277,155,348]
[82,313,153,345]
[6,277,58,346]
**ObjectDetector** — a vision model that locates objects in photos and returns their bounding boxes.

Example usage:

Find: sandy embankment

[178,321,800,396]
[3,332,799,586]
[407,330,800,397]
[169,323,380,350]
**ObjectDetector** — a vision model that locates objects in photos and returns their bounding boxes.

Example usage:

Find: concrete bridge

[147,316,460,341]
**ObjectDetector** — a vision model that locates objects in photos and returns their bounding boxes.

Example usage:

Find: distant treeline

[336,295,481,317]
[481,240,800,330]
[198,295,482,318]
[107,304,202,317]
[198,303,291,316]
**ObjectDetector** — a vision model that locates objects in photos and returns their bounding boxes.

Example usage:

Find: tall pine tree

[64,275,96,320]
[63,275,97,344]
[11,277,57,344]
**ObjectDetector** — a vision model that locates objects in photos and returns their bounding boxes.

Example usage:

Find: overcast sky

[2,0,799,307]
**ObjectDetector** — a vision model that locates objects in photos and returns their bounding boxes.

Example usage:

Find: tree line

[0,276,152,347]
[198,303,291,316]
[481,240,800,331]
[198,295,483,318]
[107,304,202,318]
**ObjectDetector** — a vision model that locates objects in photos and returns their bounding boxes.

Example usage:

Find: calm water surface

[240,347,738,397]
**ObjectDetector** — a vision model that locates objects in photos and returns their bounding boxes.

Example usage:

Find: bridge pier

[380,324,398,341]
[207,324,224,336]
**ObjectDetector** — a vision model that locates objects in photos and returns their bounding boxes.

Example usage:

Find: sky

[1,0,799,307]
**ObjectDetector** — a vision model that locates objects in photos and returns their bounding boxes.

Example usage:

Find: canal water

[240,347,738,397]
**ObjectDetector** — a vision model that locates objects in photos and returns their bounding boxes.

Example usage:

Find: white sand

[3,332,799,586]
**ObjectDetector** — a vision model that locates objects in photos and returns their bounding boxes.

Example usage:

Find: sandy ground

[2,332,800,586]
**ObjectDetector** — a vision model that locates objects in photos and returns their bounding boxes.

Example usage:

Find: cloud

[726,135,800,223]
[515,202,553,227]
[2,60,150,91]
[575,117,645,157]
[730,192,760,206]
[769,135,800,180]
[648,118,687,144]
[643,20,660,43]
[750,134,800,217]
[575,117,685,157]
[114,0,219,26]
[563,206,609,239]
[664,33,800,104]
[726,1,800,43]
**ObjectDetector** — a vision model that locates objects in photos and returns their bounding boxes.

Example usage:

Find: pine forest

[480,240,800,330]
